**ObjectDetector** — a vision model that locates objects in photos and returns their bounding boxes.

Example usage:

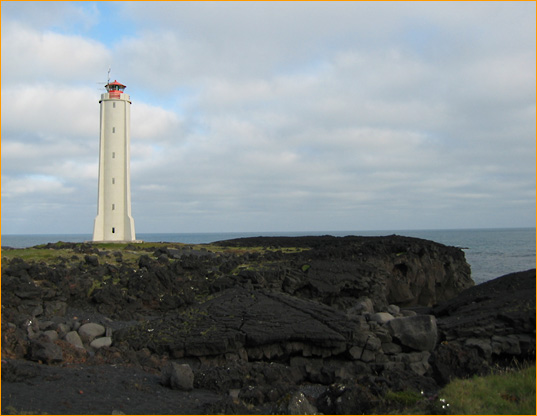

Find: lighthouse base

[88,240,144,244]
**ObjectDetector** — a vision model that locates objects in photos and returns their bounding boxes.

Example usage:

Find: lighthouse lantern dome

[106,80,126,98]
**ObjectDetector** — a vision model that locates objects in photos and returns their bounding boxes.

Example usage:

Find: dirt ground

[2,359,224,415]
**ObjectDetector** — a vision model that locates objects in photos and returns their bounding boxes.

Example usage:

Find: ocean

[1,228,535,285]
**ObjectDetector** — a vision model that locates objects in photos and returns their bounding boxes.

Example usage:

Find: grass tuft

[439,364,536,415]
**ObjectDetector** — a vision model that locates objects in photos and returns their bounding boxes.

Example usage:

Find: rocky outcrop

[431,269,536,383]
[386,315,437,352]
[1,237,533,415]
[115,286,423,367]
[212,235,474,308]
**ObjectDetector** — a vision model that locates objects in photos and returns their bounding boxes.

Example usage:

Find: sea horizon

[2,225,534,241]
[1,227,535,285]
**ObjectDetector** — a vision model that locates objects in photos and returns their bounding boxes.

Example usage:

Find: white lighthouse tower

[92,80,137,242]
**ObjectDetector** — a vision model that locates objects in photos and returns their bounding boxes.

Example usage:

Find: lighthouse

[92,80,137,242]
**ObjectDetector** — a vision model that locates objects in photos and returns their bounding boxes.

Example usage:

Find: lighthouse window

[113,103,116,108]
[112,127,115,133]
[112,178,115,184]
[112,152,115,158]
[112,204,115,210]
[112,227,115,234]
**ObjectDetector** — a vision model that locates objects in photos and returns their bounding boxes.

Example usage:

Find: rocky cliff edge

[1,236,534,414]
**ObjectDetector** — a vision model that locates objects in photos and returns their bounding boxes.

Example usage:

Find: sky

[1,1,535,235]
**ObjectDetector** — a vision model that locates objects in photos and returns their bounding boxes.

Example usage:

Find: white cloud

[1,84,98,139]
[131,101,183,142]
[1,174,74,198]
[1,21,111,84]
[1,1,535,234]
[1,1,99,31]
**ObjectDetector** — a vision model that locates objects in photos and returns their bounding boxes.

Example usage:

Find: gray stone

[353,332,371,348]
[161,362,194,391]
[387,304,400,316]
[31,304,44,317]
[411,351,431,375]
[372,326,392,343]
[287,391,318,415]
[65,331,85,349]
[43,330,59,342]
[401,351,431,364]
[26,326,39,340]
[360,348,376,363]
[38,320,55,330]
[365,335,382,351]
[370,312,395,324]
[386,315,437,352]
[85,255,99,266]
[515,334,534,353]
[409,359,431,376]
[349,346,376,363]
[465,338,492,358]
[229,389,241,402]
[90,336,112,349]
[349,297,374,315]
[78,323,105,343]
[491,335,521,355]
[56,323,71,337]
[382,342,402,354]
[349,346,363,360]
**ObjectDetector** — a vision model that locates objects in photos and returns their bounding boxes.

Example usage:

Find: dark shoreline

[2,236,535,414]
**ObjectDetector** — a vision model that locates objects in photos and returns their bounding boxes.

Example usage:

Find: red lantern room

[106,80,126,99]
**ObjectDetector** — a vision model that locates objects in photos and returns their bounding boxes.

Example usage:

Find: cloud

[1,1,535,234]
[1,21,111,84]
[1,1,99,31]
[131,101,184,142]
[2,84,97,138]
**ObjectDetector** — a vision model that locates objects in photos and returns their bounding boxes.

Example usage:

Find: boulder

[434,269,536,358]
[90,336,112,349]
[286,391,318,415]
[386,315,437,352]
[84,255,99,267]
[491,335,521,355]
[78,323,105,343]
[65,331,84,349]
[42,330,59,342]
[430,343,489,384]
[348,297,375,314]
[382,342,402,354]
[387,304,400,315]
[370,312,395,324]
[465,338,492,358]
[349,346,376,362]
[161,362,194,391]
